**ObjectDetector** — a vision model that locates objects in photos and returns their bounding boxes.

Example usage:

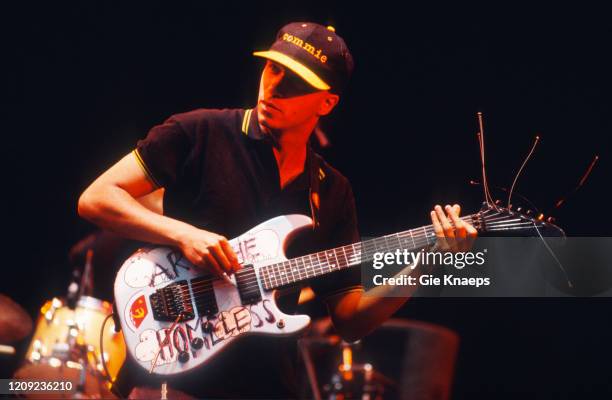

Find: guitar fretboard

[258,215,476,290]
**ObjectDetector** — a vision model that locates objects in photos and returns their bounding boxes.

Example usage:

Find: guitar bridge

[150,280,195,321]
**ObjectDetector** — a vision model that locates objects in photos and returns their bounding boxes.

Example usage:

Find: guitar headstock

[472,201,565,237]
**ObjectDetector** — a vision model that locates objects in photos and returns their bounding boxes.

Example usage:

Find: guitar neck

[259,214,477,290]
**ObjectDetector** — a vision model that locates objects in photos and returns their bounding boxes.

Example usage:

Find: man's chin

[257,111,284,131]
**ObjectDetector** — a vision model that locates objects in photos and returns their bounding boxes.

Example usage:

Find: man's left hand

[430,204,477,252]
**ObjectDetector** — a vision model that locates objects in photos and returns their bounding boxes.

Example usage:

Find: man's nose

[266,70,285,98]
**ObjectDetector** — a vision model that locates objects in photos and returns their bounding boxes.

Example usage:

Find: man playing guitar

[78,22,476,398]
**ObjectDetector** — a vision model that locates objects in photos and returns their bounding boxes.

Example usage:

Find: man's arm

[136,187,164,215]
[326,204,477,342]
[78,152,240,276]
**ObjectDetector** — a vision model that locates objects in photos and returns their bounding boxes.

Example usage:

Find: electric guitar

[114,203,563,375]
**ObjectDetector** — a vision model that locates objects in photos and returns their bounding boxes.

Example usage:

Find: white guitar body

[114,215,313,376]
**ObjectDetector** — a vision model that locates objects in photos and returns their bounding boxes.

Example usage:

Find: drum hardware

[15,296,125,398]
[299,335,393,400]
[322,341,390,400]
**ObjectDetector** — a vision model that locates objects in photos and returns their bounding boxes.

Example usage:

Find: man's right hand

[177,228,242,277]
[78,152,243,279]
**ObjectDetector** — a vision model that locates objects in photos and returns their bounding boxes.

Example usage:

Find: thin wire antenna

[507,135,540,208]
[476,112,496,207]
[469,180,540,213]
[533,223,573,289]
[553,154,599,211]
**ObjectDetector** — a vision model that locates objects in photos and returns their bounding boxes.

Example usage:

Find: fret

[348,243,361,265]
[323,251,331,273]
[269,266,276,288]
[409,229,416,249]
[393,234,403,252]
[332,249,339,270]
[382,235,391,254]
[287,261,293,285]
[332,249,340,270]
[298,256,306,280]
[274,264,281,286]
[284,262,290,285]
[279,262,286,286]
[289,260,297,285]
[325,250,337,272]
[422,226,429,246]
[275,264,281,287]
[288,259,296,284]
[340,245,349,268]
[316,252,326,276]
[308,254,316,280]
[278,264,284,286]
[372,237,382,255]
[296,258,303,282]
[269,266,274,289]
[396,235,406,252]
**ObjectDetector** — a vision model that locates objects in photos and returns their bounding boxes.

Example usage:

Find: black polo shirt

[129,108,363,398]
[135,107,362,300]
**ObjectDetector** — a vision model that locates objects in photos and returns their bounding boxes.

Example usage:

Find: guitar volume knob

[178,351,190,363]
[190,337,204,350]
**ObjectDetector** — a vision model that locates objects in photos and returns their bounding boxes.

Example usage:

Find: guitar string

[184,215,539,297]
[187,216,533,295]
[157,213,547,316]
[186,215,475,294]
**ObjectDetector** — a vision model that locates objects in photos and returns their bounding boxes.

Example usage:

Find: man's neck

[260,119,316,188]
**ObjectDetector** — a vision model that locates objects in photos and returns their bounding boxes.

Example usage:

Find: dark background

[5,2,612,398]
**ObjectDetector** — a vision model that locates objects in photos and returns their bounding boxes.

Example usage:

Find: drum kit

[2,251,125,399]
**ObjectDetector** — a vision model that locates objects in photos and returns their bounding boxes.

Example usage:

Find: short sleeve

[134,116,192,188]
[310,183,364,300]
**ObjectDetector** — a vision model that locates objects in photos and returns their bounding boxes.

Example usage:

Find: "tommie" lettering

[282,33,328,63]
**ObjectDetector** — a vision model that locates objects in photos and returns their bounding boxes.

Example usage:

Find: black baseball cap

[253,22,354,93]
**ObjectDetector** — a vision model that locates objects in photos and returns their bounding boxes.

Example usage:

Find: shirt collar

[242,108,266,140]
[242,108,323,225]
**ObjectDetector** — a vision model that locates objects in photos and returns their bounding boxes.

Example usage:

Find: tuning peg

[547,217,556,223]
[537,213,545,221]
[516,207,522,213]
[526,210,533,215]
[494,199,501,205]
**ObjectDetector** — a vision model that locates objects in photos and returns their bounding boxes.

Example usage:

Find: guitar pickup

[191,276,219,318]
[149,280,195,322]
[236,265,262,305]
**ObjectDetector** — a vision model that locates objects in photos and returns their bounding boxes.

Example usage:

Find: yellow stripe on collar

[242,109,253,135]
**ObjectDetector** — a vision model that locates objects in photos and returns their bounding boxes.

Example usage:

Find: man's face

[256,60,338,132]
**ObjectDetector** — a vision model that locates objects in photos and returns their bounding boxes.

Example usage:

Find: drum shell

[15,296,125,398]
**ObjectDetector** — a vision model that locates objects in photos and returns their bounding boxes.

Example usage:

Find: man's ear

[318,93,339,116]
